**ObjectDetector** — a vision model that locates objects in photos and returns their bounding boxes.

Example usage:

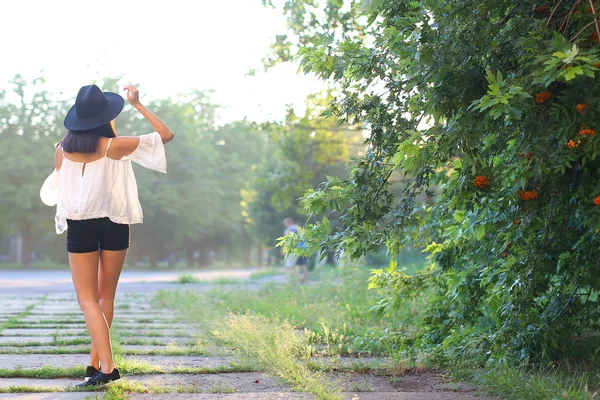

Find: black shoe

[84,366,99,382]
[77,368,121,387]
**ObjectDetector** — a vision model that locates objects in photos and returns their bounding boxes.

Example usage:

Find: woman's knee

[77,297,100,310]
[99,296,115,308]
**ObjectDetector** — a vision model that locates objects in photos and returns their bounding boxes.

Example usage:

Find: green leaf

[474,225,485,241]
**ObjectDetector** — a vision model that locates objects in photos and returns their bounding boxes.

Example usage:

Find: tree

[272,0,600,362]
[0,75,66,266]
[244,92,362,260]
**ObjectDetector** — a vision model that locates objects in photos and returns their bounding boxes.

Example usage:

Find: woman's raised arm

[123,85,174,144]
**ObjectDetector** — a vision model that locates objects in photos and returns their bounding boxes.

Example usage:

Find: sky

[0,0,326,123]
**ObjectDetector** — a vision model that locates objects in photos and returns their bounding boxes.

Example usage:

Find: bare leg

[300,264,309,284]
[89,249,127,370]
[69,251,116,374]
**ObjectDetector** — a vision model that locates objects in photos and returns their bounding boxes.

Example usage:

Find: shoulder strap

[105,138,114,157]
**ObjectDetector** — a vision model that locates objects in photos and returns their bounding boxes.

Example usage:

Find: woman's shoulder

[108,136,142,160]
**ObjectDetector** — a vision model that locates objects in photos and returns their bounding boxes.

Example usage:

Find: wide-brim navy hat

[64,84,124,131]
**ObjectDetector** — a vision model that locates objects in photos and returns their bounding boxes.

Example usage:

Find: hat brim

[64,92,124,131]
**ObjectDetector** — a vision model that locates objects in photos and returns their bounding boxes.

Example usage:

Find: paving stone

[30,311,82,316]
[117,324,187,330]
[114,314,179,320]
[0,345,90,354]
[1,329,87,336]
[0,354,236,370]
[0,313,22,318]
[121,336,196,345]
[19,318,83,324]
[0,395,97,400]
[126,394,488,400]
[0,378,80,388]
[129,372,287,392]
[0,336,87,345]
[0,354,89,369]
[117,329,195,337]
[127,395,312,400]
[5,324,86,330]
[121,345,204,354]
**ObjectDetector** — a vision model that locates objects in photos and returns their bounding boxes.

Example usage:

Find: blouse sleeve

[124,132,167,173]
[40,169,59,206]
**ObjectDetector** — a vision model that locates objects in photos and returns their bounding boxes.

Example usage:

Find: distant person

[40,84,174,386]
[282,217,308,284]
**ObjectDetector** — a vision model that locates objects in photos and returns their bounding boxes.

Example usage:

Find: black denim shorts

[66,218,130,253]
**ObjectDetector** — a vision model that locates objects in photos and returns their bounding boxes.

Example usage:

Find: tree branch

[588,0,600,39]
[547,0,566,26]
[552,284,579,322]
[497,1,520,28]
[570,19,598,42]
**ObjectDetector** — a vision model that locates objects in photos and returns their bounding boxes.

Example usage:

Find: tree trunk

[186,247,194,267]
[19,222,33,268]
[149,245,158,268]
[198,241,210,267]
[21,228,32,268]
[256,246,262,266]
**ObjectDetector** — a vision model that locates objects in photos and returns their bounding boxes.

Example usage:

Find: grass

[214,314,342,400]
[154,266,423,356]
[155,264,599,400]
[207,383,236,393]
[0,346,210,356]
[0,338,91,347]
[0,365,85,378]
[472,367,599,400]
[177,274,242,284]
[349,379,373,392]
[0,299,45,333]
[0,380,215,395]
[0,362,258,379]
[249,267,284,280]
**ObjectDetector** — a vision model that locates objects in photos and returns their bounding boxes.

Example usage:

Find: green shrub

[276,0,600,363]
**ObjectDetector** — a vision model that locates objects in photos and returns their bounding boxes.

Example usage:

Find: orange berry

[568,139,581,148]
[518,190,539,201]
[595,62,600,68]
[594,196,600,207]
[576,104,590,114]
[512,219,521,225]
[474,175,490,189]
[535,92,551,104]
[578,128,595,136]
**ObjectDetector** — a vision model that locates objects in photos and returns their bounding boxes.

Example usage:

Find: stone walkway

[0,278,491,399]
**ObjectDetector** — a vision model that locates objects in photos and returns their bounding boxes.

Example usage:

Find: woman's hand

[123,84,141,108]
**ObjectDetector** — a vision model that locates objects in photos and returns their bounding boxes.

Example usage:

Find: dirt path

[0,275,491,399]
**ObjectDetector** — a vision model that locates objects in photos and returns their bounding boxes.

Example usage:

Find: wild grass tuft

[0,365,84,379]
[206,383,236,393]
[214,313,342,400]
[473,367,598,400]
[349,379,373,392]
[177,274,200,284]
[249,268,284,280]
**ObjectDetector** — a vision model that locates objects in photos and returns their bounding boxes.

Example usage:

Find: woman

[40,84,174,386]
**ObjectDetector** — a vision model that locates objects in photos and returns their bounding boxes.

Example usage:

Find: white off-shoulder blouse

[40,132,167,234]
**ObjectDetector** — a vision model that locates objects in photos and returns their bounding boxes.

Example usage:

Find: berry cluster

[518,190,539,201]
[535,92,551,104]
[473,175,490,189]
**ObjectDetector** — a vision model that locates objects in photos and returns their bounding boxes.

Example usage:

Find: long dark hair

[61,123,116,153]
